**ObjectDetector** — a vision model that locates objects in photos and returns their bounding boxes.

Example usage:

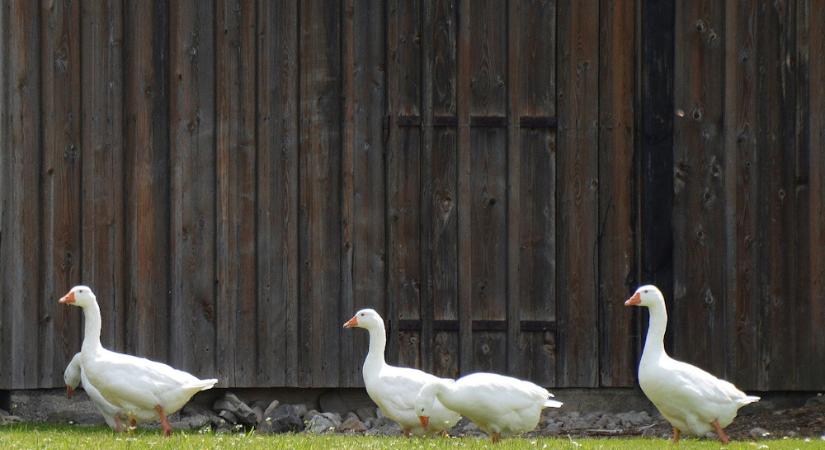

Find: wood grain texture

[124,0,170,363]
[672,0,727,379]
[598,0,636,387]
[256,0,299,386]
[40,0,81,387]
[0,0,6,388]
[4,0,42,388]
[169,0,217,379]
[456,0,472,375]
[216,0,257,387]
[556,0,599,387]
[299,0,342,386]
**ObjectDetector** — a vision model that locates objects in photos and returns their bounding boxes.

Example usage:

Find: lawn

[0,426,821,450]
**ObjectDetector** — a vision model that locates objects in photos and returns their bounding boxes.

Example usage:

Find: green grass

[0,425,820,449]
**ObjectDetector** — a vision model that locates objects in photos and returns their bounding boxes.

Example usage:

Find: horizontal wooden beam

[390,115,557,129]
[392,319,556,333]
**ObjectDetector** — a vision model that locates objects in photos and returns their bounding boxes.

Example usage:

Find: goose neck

[363,323,387,374]
[81,300,103,353]
[641,302,668,362]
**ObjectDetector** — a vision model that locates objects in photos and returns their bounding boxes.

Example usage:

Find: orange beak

[343,316,358,329]
[624,292,641,306]
[419,415,429,429]
[59,291,76,304]
[66,385,75,399]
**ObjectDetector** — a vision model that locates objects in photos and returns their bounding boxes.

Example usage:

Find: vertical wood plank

[505,0,521,378]
[804,0,825,390]
[0,0,6,389]
[556,0,599,387]
[3,0,42,388]
[456,0,472,375]
[387,0,422,368]
[598,0,636,387]
[81,0,126,354]
[429,0,458,379]
[124,0,170,362]
[517,0,556,385]
[672,0,726,378]
[469,0,506,116]
[341,0,386,386]
[723,0,759,389]
[169,0,217,378]
[40,0,81,387]
[299,0,341,386]
[216,0,257,387]
[756,0,797,390]
[419,0,435,377]
[640,0,675,359]
[256,0,299,386]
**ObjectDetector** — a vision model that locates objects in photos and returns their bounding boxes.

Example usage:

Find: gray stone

[355,406,377,422]
[219,410,239,424]
[615,411,653,428]
[306,414,337,434]
[750,427,771,438]
[251,405,264,424]
[337,414,368,433]
[292,403,309,419]
[805,394,825,408]
[213,393,258,426]
[542,419,563,434]
[365,416,402,436]
[257,404,304,434]
[262,400,280,421]
[449,417,485,437]
[0,414,23,425]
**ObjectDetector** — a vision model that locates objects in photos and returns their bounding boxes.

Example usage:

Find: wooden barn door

[383,0,637,387]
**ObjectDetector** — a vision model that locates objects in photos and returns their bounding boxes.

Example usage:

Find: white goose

[64,352,131,431]
[343,309,461,436]
[415,372,562,442]
[59,285,218,436]
[625,285,760,444]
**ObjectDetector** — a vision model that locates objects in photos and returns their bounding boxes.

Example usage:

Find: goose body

[64,352,124,430]
[416,372,562,442]
[343,309,461,436]
[626,285,759,443]
[60,286,218,435]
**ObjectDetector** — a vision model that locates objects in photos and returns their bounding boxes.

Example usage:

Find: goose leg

[129,415,137,430]
[491,432,501,443]
[114,415,123,433]
[402,428,412,438]
[155,405,172,437]
[672,427,680,443]
[711,419,729,444]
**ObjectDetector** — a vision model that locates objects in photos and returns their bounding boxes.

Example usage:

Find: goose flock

[59,284,758,443]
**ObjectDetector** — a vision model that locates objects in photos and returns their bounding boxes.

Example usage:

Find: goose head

[58,285,97,309]
[414,381,441,430]
[342,308,384,330]
[624,284,665,308]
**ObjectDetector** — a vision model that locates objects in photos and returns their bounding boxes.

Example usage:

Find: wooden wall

[0,0,822,391]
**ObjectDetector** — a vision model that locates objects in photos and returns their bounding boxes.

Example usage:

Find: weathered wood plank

[456,0,472,376]
[469,0,506,116]
[124,0,170,363]
[429,0,458,379]
[672,0,726,379]
[505,0,521,378]
[419,0,435,377]
[723,0,760,390]
[756,0,797,390]
[256,0,299,387]
[340,0,386,386]
[299,0,342,386]
[169,0,217,378]
[598,0,636,387]
[4,0,42,388]
[556,0,599,387]
[0,0,7,389]
[519,130,556,384]
[640,0,675,359]
[803,0,825,390]
[81,0,126,357]
[520,0,556,117]
[216,0,257,387]
[469,127,507,371]
[40,0,81,387]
